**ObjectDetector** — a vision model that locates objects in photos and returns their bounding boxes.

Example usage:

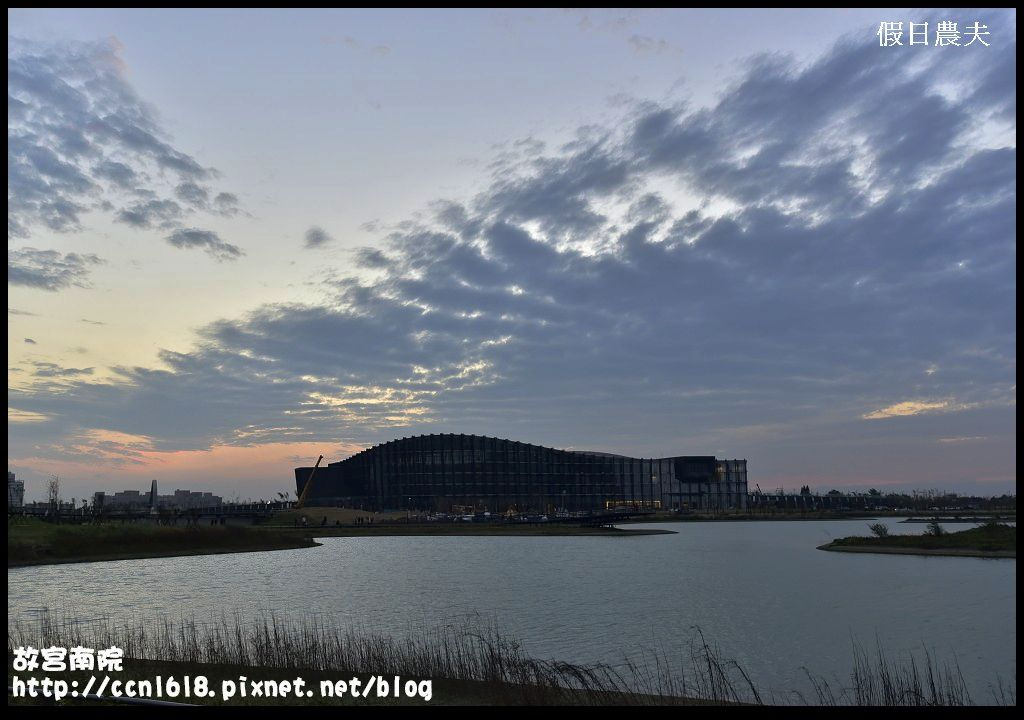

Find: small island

[818,522,1016,558]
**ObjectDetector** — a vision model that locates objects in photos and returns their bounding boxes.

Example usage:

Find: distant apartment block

[8,471,25,508]
[157,489,223,509]
[92,483,222,510]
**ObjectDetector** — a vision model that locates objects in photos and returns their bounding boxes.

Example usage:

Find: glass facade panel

[295,434,747,512]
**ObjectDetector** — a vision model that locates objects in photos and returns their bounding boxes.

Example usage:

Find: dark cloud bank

[7,247,104,291]
[9,15,1016,488]
[8,37,243,290]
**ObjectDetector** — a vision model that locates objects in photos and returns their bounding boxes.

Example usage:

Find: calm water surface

[8,519,1016,701]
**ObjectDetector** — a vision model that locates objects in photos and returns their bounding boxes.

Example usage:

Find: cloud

[23,338,36,344]
[8,247,105,291]
[352,247,390,268]
[7,13,1016,493]
[304,226,335,249]
[93,160,139,189]
[627,35,674,55]
[213,192,242,217]
[165,229,244,261]
[116,198,183,229]
[862,400,951,420]
[9,308,39,316]
[174,181,210,208]
[7,37,245,269]
[30,361,95,378]
[320,35,391,57]
[8,408,48,423]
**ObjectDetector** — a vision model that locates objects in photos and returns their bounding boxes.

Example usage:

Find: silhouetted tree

[868,522,889,538]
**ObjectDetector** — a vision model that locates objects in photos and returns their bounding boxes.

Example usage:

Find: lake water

[7,519,1016,702]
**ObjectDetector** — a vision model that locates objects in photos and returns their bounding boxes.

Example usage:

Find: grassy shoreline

[7,541,325,569]
[277,524,674,538]
[7,518,671,568]
[7,521,320,568]
[816,544,1015,558]
[818,523,1016,559]
[620,511,1016,523]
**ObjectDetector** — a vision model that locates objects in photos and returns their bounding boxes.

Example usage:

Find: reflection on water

[7,519,1016,701]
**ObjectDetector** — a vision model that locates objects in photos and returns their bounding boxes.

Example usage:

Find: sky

[7,8,1017,502]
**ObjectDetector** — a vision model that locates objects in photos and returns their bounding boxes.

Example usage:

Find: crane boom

[295,454,324,509]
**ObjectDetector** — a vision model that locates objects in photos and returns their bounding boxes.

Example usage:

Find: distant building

[96,484,222,510]
[8,472,25,508]
[295,433,748,512]
[108,489,144,507]
[158,489,223,510]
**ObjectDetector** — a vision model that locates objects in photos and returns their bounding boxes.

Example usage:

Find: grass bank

[7,612,1015,706]
[818,523,1016,558]
[273,508,673,536]
[275,523,674,538]
[7,518,319,568]
[7,517,670,568]
[621,510,1016,523]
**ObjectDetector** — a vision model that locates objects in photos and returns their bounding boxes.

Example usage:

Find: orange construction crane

[295,455,324,509]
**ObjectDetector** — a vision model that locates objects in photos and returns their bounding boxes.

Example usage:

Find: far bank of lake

[6,518,672,568]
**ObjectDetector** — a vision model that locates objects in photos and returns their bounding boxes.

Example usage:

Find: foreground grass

[6,612,1016,706]
[7,656,705,707]
[7,518,318,567]
[820,523,1016,558]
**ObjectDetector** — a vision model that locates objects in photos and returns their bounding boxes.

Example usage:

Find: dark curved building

[295,434,747,513]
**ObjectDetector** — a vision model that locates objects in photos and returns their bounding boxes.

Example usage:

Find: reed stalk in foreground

[6,610,1015,706]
